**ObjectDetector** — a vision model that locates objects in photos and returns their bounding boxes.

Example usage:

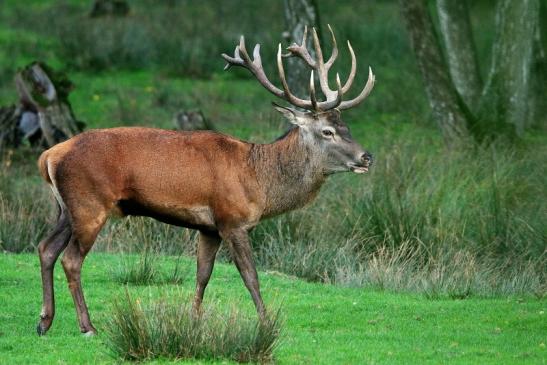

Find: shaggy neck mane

[249,127,326,217]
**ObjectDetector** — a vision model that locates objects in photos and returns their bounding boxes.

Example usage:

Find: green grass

[0,253,545,364]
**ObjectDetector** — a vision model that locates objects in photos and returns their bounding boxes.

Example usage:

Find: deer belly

[117,199,216,229]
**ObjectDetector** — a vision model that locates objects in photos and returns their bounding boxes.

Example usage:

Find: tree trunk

[529,0,547,129]
[283,0,320,98]
[436,0,482,111]
[399,0,472,144]
[480,0,539,138]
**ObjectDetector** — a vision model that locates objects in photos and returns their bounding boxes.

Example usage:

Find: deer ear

[272,102,309,126]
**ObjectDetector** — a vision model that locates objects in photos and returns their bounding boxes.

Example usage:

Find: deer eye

[322,128,335,137]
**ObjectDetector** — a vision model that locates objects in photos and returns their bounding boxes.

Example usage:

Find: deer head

[222,24,375,174]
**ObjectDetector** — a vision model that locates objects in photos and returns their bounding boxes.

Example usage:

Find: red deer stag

[36,25,375,336]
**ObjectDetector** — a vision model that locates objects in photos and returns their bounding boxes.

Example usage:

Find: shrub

[104,290,282,363]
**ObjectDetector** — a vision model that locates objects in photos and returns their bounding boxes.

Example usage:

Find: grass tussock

[348,243,545,299]
[104,291,282,363]
[0,157,52,253]
[110,251,188,285]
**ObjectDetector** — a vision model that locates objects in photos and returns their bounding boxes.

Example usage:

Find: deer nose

[360,152,373,165]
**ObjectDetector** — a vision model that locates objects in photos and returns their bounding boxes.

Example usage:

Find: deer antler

[222,25,375,112]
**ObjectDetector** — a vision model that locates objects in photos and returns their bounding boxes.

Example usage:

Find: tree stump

[0,62,85,152]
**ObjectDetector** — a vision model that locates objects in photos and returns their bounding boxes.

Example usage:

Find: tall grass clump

[96,216,197,254]
[251,216,364,283]
[352,243,545,298]
[110,250,158,285]
[251,137,546,297]
[110,250,188,285]
[350,140,545,256]
[104,291,282,363]
[0,154,52,253]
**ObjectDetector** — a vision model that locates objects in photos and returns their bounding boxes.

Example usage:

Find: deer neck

[249,127,327,217]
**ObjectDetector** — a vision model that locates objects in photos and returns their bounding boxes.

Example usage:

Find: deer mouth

[349,163,370,174]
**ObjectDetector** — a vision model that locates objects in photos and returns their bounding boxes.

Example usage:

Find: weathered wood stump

[0,62,85,152]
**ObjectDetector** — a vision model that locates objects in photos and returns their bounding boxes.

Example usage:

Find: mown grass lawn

[0,252,544,364]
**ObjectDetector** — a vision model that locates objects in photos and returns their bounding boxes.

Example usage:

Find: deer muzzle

[348,152,373,174]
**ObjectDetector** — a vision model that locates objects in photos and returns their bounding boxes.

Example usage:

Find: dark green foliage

[104,290,282,363]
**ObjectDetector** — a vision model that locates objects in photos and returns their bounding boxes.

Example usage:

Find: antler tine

[222,45,243,70]
[221,36,285,98]
[310,70,318,110]
[339,66,375,110]
[341,40,357,93]
[311,27,338,101]
[237,36,258,69]
[335,73,343,107]
[252,43,261,64]
[277,43,313,109]
[319,72,343,110]
[324,24,338,71]
[285,26,316,68]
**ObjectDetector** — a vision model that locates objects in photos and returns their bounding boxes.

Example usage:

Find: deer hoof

[82,329,97,337]
[36,322,47,336]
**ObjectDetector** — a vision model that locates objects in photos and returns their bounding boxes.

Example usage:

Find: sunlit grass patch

[104,290,282,363]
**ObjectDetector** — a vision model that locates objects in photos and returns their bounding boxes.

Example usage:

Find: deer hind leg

[61,205,107,335]
[36,211,72,336]
[193,231,221,313]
